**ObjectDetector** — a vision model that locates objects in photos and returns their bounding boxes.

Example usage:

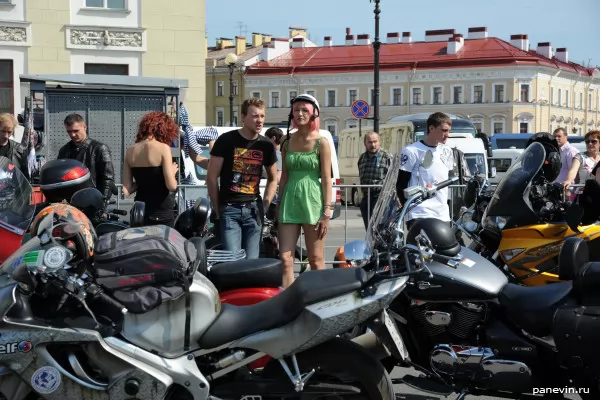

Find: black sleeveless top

[131,166,174,226]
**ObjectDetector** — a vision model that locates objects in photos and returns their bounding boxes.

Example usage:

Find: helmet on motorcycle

[406,218,461,257]
[30,203,97,261]
[526,132,561,182]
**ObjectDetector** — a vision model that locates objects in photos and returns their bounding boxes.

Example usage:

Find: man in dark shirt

[57,113,116,200]
[358,131,391,230]
[206,98,278,259]
[0,113,29,180]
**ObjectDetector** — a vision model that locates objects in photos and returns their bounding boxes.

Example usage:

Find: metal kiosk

[19,74,188,189]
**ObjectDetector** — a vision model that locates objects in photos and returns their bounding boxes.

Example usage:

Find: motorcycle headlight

[500,248,525,262]
[482,216,508,232]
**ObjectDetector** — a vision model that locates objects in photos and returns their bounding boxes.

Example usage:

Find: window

[565,90,569,107]
[519,122,529,133]
[520,84,530,102]
[232,109,238,126]
[412,87,422,105]
[345,119,357,129]
[84,63,129,75]
[251,91,260,99]
[453,86,463,104]
[492,119,505,133]
[558,89,562,106]
[217,82,224,97]
[550,88,554,105]
[306,90,316,97]
[327,90,336,107]
[494,84,505,103]
[85,0,126,9]
[432,87,442,104]
[490,158,513,173]
[289,90,297,104]
[348,89,357,105]
[473,85,483,103]
[270,91,280,108]
[325,120,337,135]
[0,60,13,114]
[216,109,224,126]
[392,88,402,106]
[232,81,238,96]
[471,118,483,133]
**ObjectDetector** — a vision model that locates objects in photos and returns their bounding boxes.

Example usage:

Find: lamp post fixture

[225,52,239,127]
[370,0,381,133]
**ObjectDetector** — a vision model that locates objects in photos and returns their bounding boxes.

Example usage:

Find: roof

[246,37,597,76]
[19,74,188,89]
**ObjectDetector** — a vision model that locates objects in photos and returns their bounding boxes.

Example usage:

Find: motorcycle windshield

[364,153,402,259]
[482,141,545,228]
[0,157,35,235]
[0,236,42,277]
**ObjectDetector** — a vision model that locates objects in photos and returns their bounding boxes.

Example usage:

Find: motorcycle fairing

[483,142,545,229]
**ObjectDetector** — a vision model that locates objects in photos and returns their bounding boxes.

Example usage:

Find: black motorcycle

[351,144,599,399]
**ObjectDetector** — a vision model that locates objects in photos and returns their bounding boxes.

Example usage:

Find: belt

[224,201,257,208]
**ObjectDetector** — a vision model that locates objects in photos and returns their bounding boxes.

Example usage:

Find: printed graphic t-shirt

[399,140,454,222]
[211,129,277,203]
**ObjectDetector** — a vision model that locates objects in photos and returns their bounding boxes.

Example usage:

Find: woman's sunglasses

[585,139,599,145]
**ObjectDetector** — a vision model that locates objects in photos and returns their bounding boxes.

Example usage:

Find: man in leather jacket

[58,113,116,199]
[0,113,29,180]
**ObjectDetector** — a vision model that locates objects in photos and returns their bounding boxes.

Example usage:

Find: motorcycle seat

[498,282,572,337]
[198,267,371,349]
[209,258,283,291]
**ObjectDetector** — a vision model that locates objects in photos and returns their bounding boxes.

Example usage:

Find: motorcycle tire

[261,337,395,399]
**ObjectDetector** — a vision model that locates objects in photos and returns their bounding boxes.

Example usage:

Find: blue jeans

[220,201,264,259]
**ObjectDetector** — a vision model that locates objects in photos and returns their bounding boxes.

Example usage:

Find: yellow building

[245,27,600,135]
[205,27,315,126]
[0,0,206,124]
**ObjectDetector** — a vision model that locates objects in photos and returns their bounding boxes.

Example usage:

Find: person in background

[358,131,391,230]
[396,112,454,229]
[0,113,29,180]
[552,127,579,194]
[562,130,600,200]
[58,113,115,200]
[277,94,332,288]
[265,127,284,183]
[122,112,179,227]
[206,97,278,259]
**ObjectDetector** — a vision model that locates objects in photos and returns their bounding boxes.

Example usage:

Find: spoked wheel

[261,338,395,400]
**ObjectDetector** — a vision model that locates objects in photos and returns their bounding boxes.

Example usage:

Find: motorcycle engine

[411,301,486,340]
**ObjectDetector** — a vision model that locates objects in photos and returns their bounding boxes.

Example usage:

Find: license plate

[382,309,409,360]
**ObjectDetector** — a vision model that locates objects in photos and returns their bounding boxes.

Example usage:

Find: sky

[206,0,600,68]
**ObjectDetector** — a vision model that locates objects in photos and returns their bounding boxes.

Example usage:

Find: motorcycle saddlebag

[553,304,600,373]
[92,225,198,314]
[573,262,600,305]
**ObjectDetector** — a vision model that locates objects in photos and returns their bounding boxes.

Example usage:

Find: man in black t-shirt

[207,98,278,259]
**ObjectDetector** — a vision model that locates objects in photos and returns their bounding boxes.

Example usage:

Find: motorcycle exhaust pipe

[351,331,391,360]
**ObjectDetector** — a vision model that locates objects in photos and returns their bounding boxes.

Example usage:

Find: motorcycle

[345,144,600,399]
[464,145,600,286]
[0,190,413,399]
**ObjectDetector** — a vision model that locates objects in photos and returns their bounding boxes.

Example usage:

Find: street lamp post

[370,0,381,133]
[225,53,239,127]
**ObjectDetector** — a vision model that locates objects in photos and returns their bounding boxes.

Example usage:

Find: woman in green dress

[277,94,333,288]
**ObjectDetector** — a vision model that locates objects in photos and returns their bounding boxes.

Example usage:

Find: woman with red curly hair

[122,111,179,226]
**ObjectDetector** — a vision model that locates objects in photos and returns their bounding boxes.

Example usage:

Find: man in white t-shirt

[396,112,454,228]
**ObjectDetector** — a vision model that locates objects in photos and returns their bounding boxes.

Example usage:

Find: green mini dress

[279,138,323,225]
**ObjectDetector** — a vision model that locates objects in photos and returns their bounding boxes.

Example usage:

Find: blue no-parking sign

[351,100,370,119]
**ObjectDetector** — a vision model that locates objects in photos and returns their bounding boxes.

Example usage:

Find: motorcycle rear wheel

[261,338,395,399]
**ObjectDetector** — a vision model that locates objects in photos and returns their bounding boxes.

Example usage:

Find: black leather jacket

[57,138,115,199]
[1,140,30,180]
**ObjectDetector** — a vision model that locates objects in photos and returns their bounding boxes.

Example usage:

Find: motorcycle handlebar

[109,209,128,216]
[86,284,128,316]
[436,176,459,191]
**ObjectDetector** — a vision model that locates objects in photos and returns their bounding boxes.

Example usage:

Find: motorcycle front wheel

[261,338,395,399]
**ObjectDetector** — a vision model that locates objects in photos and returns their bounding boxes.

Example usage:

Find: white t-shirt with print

[400,141,454,222]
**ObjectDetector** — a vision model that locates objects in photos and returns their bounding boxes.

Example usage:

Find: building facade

[245,27,600,136]
[0,0,206,124]
[205,27,315,127]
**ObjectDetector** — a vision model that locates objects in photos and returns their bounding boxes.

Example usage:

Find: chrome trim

[424,311,452,326]
[0,220,25,235]
[209,352,265,380]
[39,172,90,190]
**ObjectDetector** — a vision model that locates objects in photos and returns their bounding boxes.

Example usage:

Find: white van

[185,127,342,219]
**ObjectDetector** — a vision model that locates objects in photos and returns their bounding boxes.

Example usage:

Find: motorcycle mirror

[565,203,582,233]
[130,201,146,227]
[421,151,434,169]
[108,181,118,196]
[71,188,104,220]
[11,264,34,287]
